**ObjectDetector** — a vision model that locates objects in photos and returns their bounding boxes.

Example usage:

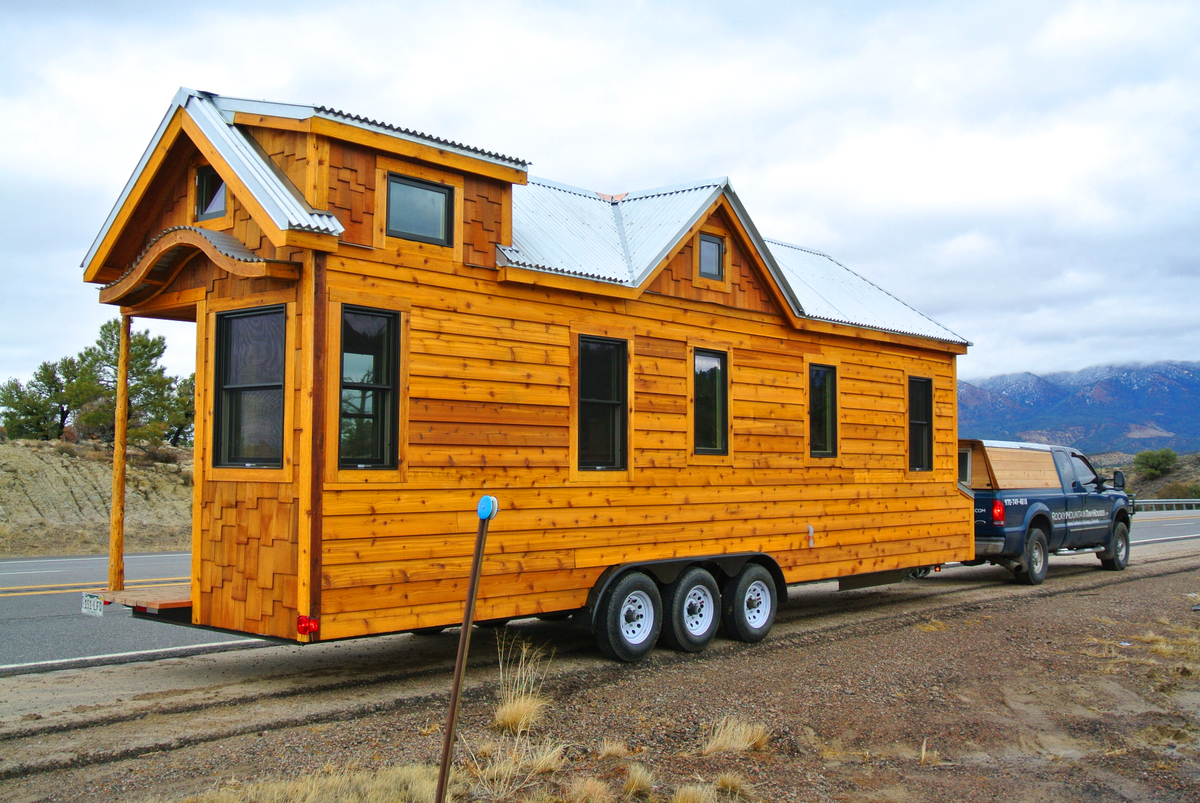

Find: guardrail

[1135,498,1200,512]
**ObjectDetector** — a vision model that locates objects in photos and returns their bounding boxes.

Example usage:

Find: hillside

[0,439,192,557]
[959,361,1200,454]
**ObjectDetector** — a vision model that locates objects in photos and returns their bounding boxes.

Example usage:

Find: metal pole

[434,495,499,803]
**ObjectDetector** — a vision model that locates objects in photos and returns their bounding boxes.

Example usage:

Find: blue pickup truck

[959,440,1133,585]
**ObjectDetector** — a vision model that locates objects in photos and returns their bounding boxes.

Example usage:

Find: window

[578,336,627,470]
[809,364,837,458]
[958,448,972,485]
[214,307,286,468]
[694,349,728,454]
[386,173,453,246]
[1071,454,1098,488]
[698,234,724,280]
[339,306,400,468]
[195,165,226,221]
[909,376,933,471]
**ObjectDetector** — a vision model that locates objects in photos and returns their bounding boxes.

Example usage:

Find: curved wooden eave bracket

[100,227,300,305]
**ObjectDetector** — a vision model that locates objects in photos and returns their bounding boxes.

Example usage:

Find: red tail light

[992,500,1006,526]
[297,615,319,635]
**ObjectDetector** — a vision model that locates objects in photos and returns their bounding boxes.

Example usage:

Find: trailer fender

[584,553,784,634]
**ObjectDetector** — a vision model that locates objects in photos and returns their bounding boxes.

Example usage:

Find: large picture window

[339,306,400,468]
[809,364,837,458]
[693,349,728,455]
[909,376,933,471]
[214,306,286,468]
[578,336,627,470]
[386,173,453,246]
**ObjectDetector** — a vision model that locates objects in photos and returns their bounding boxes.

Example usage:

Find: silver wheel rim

[620,590,654,645]
[682,585,715,636]
[1031,542,1045,575]
[743,580,771,628]
[1116,533,1128,562]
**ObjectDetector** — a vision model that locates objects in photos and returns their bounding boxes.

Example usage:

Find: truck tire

[1016,527,1049,586]
[1100,521,1130,571]
[661,566,721,652]
[720,564,777,643]
[594,571,662,662]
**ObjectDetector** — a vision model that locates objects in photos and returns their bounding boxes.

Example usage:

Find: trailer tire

[595,571,662,662]
[721,564,777,643]
[1100,521,1130,571]
[661,567,720,652]
[1016,528,1049,586]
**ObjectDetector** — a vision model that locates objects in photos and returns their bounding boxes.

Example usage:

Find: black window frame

[809,364,837,458]
[385,173,454,247]
[693,348,728,455]
[908,376,934,472]
[698,233,725,281]
[338,305,402,470]
[195,165,226,222]
[213,305,286,469]
[577,335,627,471]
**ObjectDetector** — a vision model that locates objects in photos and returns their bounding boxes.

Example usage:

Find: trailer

[83,89,973,660]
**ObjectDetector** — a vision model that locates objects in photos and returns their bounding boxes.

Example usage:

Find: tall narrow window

[909,377,933,471]
[195,165,226,221]
[214,306,285,468]
[698,234,724,280]
[809,364,837,458]
[694,349,728,454]
[340,306,400,468]
[386,174,453,246]
[578,336,627,470]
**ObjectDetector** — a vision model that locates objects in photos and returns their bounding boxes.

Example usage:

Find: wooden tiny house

[87,89,973,657]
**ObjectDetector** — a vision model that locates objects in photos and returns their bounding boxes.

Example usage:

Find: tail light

[297,615,319,635]
[992,500,1006,526]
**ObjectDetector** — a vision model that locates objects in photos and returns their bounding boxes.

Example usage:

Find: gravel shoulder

[2,542,1199,802]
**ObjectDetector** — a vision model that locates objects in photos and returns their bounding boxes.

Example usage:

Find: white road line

[0,570,68,576]
[1133,534,1200,545]
[0,553,188,567]
[0,639,263,673]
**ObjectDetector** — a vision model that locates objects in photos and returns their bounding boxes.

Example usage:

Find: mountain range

[958,361,1200,455]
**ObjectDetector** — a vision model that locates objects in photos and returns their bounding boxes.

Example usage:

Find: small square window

[195,165,226,221]
[387,174,453,246]
[698,234,724,280]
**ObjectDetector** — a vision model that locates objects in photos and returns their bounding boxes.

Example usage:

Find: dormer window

[698,234,724,280]
[387,174,453,246]
[195,165,226,221]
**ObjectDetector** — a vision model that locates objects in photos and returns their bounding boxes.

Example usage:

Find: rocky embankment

[0,439,192,557]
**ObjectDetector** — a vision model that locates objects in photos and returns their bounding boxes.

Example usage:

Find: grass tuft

[598,738,633,759]
[154,763,458,802]
[567,776,616,803]
[622,762,655,797]
[493,634,551,735]
[915,619,949,632]
[701,717,770,756]
[919,737,940,765]
[715,772,753,799]
[670,784,718,803]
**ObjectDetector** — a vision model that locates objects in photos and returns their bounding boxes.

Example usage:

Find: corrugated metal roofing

[766,239,967,345]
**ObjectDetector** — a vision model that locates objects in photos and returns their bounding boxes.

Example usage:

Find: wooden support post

[434,495,500,803]
[108,315,131,592]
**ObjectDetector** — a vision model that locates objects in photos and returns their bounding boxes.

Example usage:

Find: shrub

[1133,448,1178,480]
[1157,481,1200,499]
[0,425,8,442]
[60,425,79,443]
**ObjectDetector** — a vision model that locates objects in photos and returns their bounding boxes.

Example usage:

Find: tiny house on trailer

[86,88,973,660]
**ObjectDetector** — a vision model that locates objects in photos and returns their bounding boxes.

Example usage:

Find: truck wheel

[720,564,777,643]
[1017,528,1049,586]
[595,571,662,662]
[1100,521,1130,571]
[661,567,720,652]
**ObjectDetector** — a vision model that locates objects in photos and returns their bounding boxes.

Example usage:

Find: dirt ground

[3,545,1198,802]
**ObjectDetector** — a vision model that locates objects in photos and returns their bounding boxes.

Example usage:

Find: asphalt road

[1,511,1196,670]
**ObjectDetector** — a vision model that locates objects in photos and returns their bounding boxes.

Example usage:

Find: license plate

[82,593,105,617]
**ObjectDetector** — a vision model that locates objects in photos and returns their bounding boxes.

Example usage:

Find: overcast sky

[2,0,1197,384]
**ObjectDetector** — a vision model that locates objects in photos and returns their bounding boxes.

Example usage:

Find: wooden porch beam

[108,315,131,591]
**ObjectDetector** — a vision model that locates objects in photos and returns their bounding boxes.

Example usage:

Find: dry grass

[918,737,940,766]
[915,619,950,632]
[149,763,458,802]
[670,785,718,803]
[598,738,633,759]
[715,772,753,799]
[567,776,616,803]
[701,717,770,756]
[493,634,551,735]
[622,762,655,797]
[461,735,567,799]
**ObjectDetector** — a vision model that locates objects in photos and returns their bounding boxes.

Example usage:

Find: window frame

[569,322,634,483]
[373,156,465,262]
[194,165,227,222]
[691,227,733,293]
[576,335,628,471]
[908,375,934,472]
[212,304,288,471]
[337,305,402,470]
[808,363,838,459]
[687,342,734,464]
[384,173,454,247]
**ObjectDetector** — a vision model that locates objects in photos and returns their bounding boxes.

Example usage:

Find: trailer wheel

[1016,527,1049,586]
[661,567,720,652]
[721,564,777,643]
[595,571,662,662]
[1100,521,1130,571]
